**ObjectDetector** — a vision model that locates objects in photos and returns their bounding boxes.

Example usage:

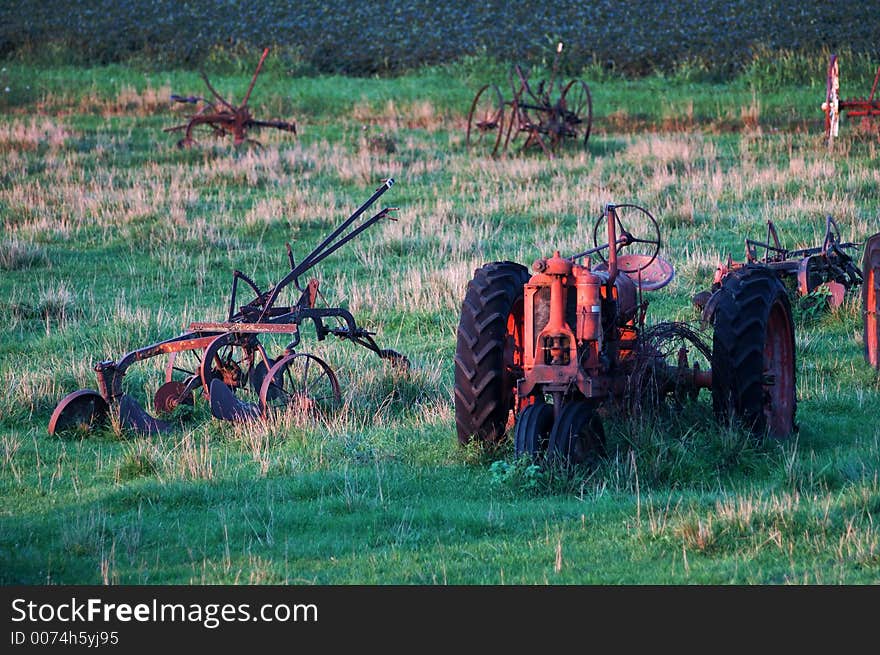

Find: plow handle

[255,179,395,321]
[242,47,271,107]
[297,178,395,274]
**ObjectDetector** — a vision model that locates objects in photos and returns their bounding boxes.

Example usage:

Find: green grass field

[2,53,880,584]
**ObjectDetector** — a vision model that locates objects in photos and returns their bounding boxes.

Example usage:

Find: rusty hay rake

[165,47,297,148]
[466,42,593,159]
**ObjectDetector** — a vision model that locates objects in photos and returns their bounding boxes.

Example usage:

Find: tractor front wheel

[545,400,606,467]
[514,402,553,459]
[454,261,530,445]
[711,266,796,438]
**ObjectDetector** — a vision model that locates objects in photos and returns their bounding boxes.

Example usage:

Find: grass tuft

[0,238,50,270]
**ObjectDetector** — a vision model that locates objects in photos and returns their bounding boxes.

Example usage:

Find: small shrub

[796,287,833,323]
[489,458,545,492]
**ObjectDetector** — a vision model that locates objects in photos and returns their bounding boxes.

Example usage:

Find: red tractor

[454,204,798,465]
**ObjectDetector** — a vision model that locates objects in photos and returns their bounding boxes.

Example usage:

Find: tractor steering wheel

[591,203,662,273]
[822,215,843,254]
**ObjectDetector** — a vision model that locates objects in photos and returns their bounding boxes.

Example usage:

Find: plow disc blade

[824,281,847,309]
[119,394,172,435]
[209,379,260,422]
[154,380,194,414]
[48,389,109,436]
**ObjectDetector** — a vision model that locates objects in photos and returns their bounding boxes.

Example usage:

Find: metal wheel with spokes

[259,353,341,418]
[198,333,267,421]
[200,334,256,399]
[466,84,504,157]
[560,79,593,148]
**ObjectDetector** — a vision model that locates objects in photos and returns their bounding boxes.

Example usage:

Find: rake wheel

[560,79,593,148]
[466,84,505,157]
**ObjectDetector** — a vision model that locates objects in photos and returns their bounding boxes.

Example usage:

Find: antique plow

[165,47,297,148]
[822,53,880,146]
[466,42,593,159]
[48,179,407,436]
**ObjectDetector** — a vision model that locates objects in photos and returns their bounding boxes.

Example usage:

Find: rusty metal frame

[696,216,867,319]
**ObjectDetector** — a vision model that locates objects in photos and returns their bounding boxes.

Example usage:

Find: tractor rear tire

[454,261,530,445]
[862,233,880,369]
[711,265,796,438]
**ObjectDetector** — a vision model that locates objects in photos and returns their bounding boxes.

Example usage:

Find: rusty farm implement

[48,179,408,437]
[165,47,297,148]
[693,216,864,312]
[822,53,880,146]
[693,216,880,369]
[455,203,798,465]
[466,42,593,159]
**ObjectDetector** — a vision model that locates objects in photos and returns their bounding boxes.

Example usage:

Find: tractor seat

[594,254,675,291]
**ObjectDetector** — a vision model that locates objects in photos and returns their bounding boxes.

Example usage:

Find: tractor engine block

[519,251,638,401]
